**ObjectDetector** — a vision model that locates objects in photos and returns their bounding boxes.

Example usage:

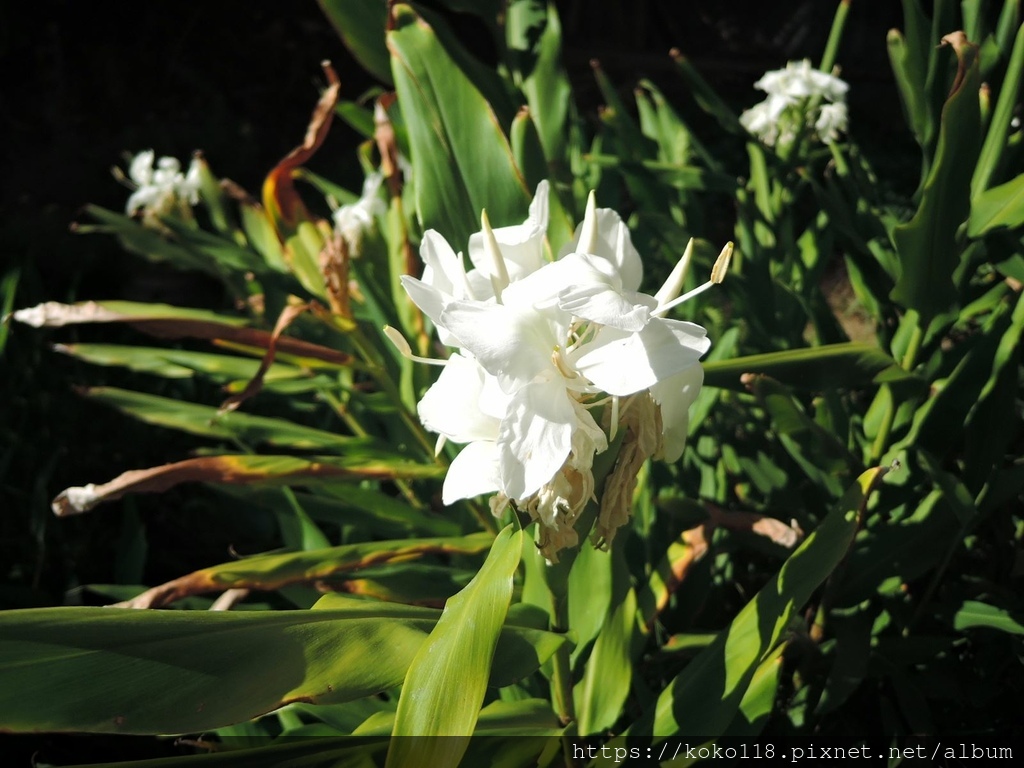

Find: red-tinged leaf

[13,300,352,367]
[117,533,493,609]
[52,454,444,517]
[263,62,341,236]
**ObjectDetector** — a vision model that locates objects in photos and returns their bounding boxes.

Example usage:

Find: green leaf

[121,533,493,608]
[77,205,210,273]
[703,343,915,391]
[972,21,1024,195]
[574,587,638,736]
[890,36,982,320]
[387,4,531,247]
[598,466,888,750]
[318,0,392,84]
[0,594,563,734]
[745,375,860,497]
[954,600,1024,635]
[510,1,572,167]
[387,526,523,767]
[83,387,366,452]
[968,172,1024,237]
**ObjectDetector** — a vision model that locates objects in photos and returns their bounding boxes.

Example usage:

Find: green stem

[819,0,851,73]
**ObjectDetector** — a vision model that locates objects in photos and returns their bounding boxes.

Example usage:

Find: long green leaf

[387,526,523,768]
[890,35,981,320]
[83,387,365,452]
[387,4,531,246]
[0,595,564,734]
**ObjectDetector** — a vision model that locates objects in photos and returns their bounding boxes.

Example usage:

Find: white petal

[467,180,549,282]
[561,208,643,291]
[400,275,447,330]
[417,354,501,444]
[442,441,501,504]
[650,364,704,462]
[571,318,710,396]
[128,150,155,185]
[497,377,575,499]
[439,300,565,392]
[558,284,655,332]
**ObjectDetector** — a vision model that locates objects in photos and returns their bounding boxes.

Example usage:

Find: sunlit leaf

[0,595,563,734]
[387,526,523,767]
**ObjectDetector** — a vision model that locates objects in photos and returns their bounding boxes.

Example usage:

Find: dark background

[0,2,915,762]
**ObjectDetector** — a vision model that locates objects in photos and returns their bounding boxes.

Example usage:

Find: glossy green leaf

[703,343,914,391]
[387,526,523,767]
[387,4,531,247]
[599,466,888,750]
[890,36,981,319]
[0,594,563,734]
[968,172,1024,237]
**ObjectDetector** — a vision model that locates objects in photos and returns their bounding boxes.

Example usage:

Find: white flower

[815,101,849,144]
[391,185,729,559]
[333,171,387,253]
[740,59,849,148]
[125,150,201,218]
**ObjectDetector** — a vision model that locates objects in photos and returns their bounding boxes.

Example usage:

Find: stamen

[383,325,447,366]
[609,395,620,441]
[480,210,510,302]
[650,241,733,318]
[711,241,733,284]
[578,190,599,255]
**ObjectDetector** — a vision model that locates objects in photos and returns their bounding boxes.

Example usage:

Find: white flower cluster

[739,60,849,148]
[390,182,729,559]
[125,150,201,219]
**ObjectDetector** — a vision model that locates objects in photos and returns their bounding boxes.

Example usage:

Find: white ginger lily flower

[740,59,850,148]
[392,184,729,559]
[125,150,201,219]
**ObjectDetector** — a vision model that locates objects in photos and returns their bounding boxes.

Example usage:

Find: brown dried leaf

[263,62,341,235]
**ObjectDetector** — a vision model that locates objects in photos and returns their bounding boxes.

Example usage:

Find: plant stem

[819,0,851,73]
[550,591,577,728]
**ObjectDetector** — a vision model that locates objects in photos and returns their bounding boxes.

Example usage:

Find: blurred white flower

[125,150,201,219]
[740,59,849,148]
[333,171,387,252]
[392,185,728,559]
